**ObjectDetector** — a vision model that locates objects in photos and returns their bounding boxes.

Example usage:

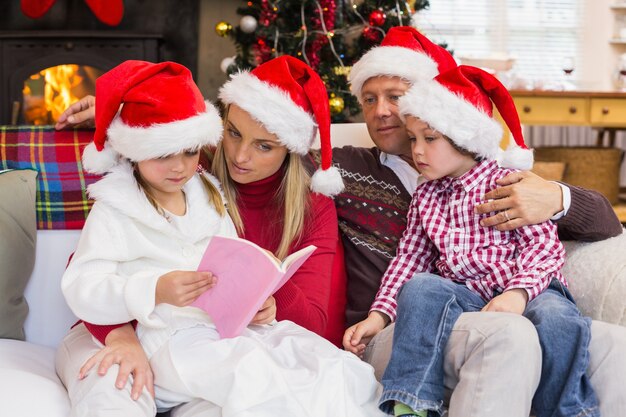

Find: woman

[55,56,354,417]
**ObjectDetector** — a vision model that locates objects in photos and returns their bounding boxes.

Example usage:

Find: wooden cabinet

[509,89,626,222]
[590,98,626,126]
[510,90,626,128]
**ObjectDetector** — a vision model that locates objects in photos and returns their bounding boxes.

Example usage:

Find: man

[311,26,624,417]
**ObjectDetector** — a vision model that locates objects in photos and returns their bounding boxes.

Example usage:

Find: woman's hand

[54,95,96,130]
[156,271,216,307]
[79,324,154,400]
[475,171,563,231]
[482,289,529,315]
[250,296,277,325]
[342,311,388,357]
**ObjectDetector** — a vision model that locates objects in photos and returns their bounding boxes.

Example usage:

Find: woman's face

[222,104,289,184]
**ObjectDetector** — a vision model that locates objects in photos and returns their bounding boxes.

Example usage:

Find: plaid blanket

[1,126,99,230]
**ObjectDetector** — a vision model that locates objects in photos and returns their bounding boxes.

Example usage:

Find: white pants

[55,317,626,417]
[150,321,384,417]
[55,323,157,417]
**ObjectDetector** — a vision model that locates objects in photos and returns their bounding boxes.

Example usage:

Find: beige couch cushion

[0,169,37,340]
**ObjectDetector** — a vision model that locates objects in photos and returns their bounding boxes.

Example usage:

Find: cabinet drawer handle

[602,107,610,115]
[523,105,531,113]
[569,106,577,114]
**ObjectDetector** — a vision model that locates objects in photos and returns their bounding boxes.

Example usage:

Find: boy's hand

[250,296,276,325]
[482,288,528,315]
[156,271,216,307]
[342,311,388,357]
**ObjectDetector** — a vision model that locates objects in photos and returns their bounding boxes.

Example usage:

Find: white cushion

[0,339,70,417]
[563,230,626,327]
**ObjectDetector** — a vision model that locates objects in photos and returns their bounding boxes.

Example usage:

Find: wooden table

[508,89,626,222]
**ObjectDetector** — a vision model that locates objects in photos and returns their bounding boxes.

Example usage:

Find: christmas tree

[215,0,430,122]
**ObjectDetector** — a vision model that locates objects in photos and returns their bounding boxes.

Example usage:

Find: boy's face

[405,116,477,181]
[360,76,413,162]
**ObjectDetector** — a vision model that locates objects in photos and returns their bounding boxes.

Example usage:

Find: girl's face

[405,116,477,181]
[136,150,200,201]
[222,104,289,184]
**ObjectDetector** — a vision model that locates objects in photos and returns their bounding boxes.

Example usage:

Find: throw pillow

[0,169,37,340]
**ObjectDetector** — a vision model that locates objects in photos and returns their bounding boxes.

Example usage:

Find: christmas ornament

[362,27,382,43]
[215,21,233,37]
[21,0,124,26]
[329,95,344,115]
[240,15,258,33]
[220,56,236,73]
[369,10,386,27]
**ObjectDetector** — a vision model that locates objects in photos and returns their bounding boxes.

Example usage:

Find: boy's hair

[133,158,226,219]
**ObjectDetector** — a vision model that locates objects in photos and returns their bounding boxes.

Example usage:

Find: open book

[191,235,316,339]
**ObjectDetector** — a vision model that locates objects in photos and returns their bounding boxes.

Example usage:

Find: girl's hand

[54,95,96,130]
[342,311,388,357]
[156,271,216,307]
[79,324,154,400]
[250,296,277,325]
[482,289,529,315]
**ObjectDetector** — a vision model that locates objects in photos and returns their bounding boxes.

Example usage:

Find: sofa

[1,123,625,417]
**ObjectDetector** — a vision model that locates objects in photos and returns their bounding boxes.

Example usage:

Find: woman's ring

[504,210,510,222]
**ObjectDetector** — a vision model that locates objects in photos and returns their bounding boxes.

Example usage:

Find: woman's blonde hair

[210,109,311,259]
[133,156,226,218]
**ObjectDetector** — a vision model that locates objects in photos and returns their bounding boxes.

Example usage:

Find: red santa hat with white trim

[349,26,457,100]
[398,65,533,170]
[82,60,222,174]
[218,55,344,197]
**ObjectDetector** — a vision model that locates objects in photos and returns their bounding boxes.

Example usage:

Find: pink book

[191,235,316,339]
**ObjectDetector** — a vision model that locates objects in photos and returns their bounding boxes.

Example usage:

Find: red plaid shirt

[371,160,566,322]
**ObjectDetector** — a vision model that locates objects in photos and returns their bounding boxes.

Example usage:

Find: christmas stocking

[84,0,124,26]
[20,0,56,19]
[21,0,124,26]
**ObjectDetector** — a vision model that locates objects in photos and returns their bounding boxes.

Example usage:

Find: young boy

[343,65,598,417]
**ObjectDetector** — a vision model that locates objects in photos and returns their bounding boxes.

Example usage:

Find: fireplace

[0,31,161,125]
[0,0,200,126]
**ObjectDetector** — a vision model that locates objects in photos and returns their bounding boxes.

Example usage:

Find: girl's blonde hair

[210,110,311,259]
[133,156,227,218]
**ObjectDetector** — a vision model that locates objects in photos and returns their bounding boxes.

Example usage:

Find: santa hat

[218,55,344,196]
[83,60,222,174]
[349,26,457,101]
[398,65,533,170]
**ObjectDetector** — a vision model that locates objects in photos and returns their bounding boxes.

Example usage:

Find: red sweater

[85,167,338,342]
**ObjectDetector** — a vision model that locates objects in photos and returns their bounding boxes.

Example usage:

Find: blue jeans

[379,273,598,417]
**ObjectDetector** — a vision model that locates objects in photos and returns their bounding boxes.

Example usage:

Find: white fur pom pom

[310,166,344,197]
[82,141,120,174]
[498,144,534,170]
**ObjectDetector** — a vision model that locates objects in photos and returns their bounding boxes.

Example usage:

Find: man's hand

[342,311,388,357]
[475,171,563,231]
[482,289,528,315]
[54,95,96,130]
[79,324,154,400]
[156,271,216,306]
[250,296,277,325]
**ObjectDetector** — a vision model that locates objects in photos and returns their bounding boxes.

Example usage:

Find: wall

[197,0,239,101]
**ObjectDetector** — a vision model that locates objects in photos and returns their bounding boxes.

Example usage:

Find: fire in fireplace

[22,64,102,125]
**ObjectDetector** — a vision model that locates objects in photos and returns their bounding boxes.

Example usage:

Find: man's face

[360,76,412,160]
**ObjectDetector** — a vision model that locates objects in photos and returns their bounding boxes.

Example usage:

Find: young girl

[344,65,597,417]
[59,59,383,417]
